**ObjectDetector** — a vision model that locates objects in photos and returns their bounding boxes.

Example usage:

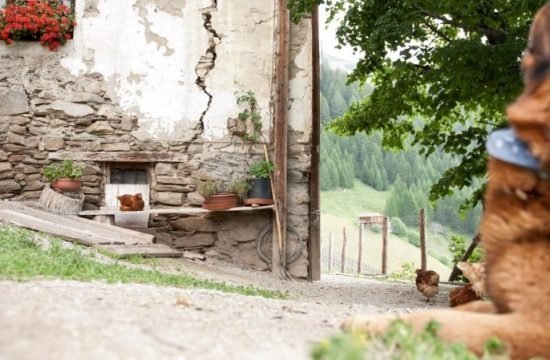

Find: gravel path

[0,258,453,360]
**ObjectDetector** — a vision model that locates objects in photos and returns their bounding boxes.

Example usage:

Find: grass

[321,180,390,219]
[311,320,509,360]
[0,226,287,299]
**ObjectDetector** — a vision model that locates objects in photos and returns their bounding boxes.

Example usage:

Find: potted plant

[44,159,83,192]
[244,160,274,206]
[227,179,251,204]
[198,180,239,211]
[0,0,76,51]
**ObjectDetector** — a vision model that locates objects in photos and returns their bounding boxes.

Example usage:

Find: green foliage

[235,90,263,143]
[406,230,420,247]
[310,319,510,360]
[293,0,543,209]
[388,262,416,281]
[389,217,407,237]
[0,225,286,299]
[197,180,222,198]
[227,179,251,200]
[44,159,82,182]
[249,160,274,179]
[449,235,484,265]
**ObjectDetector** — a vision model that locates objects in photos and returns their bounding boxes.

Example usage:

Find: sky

[319,6,361,70]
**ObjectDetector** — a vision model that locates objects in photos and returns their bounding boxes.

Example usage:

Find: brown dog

[342,5,550,359]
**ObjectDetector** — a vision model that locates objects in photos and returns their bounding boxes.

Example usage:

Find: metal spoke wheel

[256,224,304,265]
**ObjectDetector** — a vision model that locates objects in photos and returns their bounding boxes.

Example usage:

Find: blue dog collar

[487,128,550,179]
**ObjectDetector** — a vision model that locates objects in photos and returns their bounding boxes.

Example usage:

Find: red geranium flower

[0,0,76,51]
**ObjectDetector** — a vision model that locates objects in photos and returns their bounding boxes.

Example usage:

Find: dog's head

[522,4,550,91]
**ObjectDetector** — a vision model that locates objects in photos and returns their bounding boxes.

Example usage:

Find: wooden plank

[382,217,388,275]
[98,244,182,258]
[0,201,153,244]
[0,209,130,246]
[274,0,290,276]
[79,205,275,216]
[49,151,189,163]
[419,208,427,270]
[106,184,150,228]
[308,5,321,281]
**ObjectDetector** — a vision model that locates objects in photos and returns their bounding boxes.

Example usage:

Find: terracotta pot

[51,179,82,193]
[202,193,239,211]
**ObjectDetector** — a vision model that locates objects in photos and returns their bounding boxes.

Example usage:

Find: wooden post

[327,232,333,274]
[449,234,481,281]
[357,223,363,274]
[341,227,347,273]
[273,0,290,276]
[420,208,427,270]
[308,5,321,282]
[382,217,388,275]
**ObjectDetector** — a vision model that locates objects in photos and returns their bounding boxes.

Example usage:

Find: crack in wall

[194,1,220,136]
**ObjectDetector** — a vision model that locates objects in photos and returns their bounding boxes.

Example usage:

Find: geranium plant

[0,0,75,51]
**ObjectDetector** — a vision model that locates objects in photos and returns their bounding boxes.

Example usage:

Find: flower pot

[244,178,274,206]
[202,193,239,211]
[51,179,82,193]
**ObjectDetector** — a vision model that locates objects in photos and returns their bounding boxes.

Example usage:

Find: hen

[117,193,145,211]
[449,284,482,307]
[415,269,439,303]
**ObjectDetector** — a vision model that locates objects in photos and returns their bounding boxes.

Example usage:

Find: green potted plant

[244,160,274,206]
[198,180,239,211]
[227,179,251,204]
[44,159,83,193]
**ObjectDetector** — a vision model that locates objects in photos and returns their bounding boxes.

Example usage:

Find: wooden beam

[79,205,274,216]
[273,0,290,276]
[419,208,427,270]
[308,5,321,281]
[98,244,182,258]
[49,152,189,163]
[382,217,388,275]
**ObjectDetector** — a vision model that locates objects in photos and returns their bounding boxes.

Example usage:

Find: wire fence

[320,209,478,278]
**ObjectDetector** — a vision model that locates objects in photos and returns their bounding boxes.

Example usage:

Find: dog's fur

[342,5,550,359]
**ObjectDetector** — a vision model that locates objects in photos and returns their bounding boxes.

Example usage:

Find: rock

[0,151,7,161]
[173,233,215,248]
[48,100,95,117]
[44,137,65,151]
[153,184,194,193]
[288,186,310,205]
[0,171,13,180]
[186,192,204,206]
[172,217,218,232]
[0,180,21,193]
[5,116,30,126]
[75,118,92,126]
[24,180,44,191]
[0,86,29,115]
[82,186,101,195]
[183,251,206,261]
[0,162,12,172]
[102,142,130,151]
[8,125,26,135]
[156,176,192,185]
[86,122,114,135]
[2,144,25,153]
[66,92,106,104]
[155,163,176,176]
[25,136,39,148]
[13,164,39,174]
[7,133,26,146]
[120,116,136,131]
[154,233,173,246]
[22,190,42,199]
[153,192,183,206]
[81,164,102,176]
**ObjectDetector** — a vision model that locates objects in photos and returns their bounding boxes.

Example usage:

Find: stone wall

[0,0,313,278]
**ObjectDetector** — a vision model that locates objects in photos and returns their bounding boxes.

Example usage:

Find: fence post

[341,227,347,273]
[420,208,426,270]
[382,217,388,275]
[328,232,332,274]
[357,223,363,274]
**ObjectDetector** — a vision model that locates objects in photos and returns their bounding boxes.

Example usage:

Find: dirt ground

[0,256,453,360]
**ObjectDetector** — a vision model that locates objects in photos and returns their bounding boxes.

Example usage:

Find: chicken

[449,284,482,307]
[117,193,145,211]
[415,269,439,303]
[457,261,487,298]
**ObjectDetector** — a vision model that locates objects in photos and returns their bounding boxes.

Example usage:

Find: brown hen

[449,284,482,307]
[117,193,145,211]
[415,269,439,303]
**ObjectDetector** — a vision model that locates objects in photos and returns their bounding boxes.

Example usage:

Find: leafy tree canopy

[289,0,542,208]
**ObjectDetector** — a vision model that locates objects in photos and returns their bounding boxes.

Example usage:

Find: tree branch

[421,19,452,42]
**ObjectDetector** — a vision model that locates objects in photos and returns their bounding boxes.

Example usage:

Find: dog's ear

[136,193,142,199]
[522,4,550,89]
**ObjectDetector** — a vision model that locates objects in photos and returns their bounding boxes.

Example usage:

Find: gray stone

[49,100,95,117]
[7,133,26,146]
[13,164,39,174]
[0,86,29,115]
[0,162,12,172]
[22,190,43,199]
[66,92,106,104]
[101,142,130,151]
[86,122,114,135]
[0,180,21,193]
[26,136,39,148]
[154,233,173,246]
[120,116,136,131]
[82,164,101,175]
[5,116,30,126]
[153,184,194,193]
[288,186,310,205]
[172,217,218,232]
[156,176,192,185]
[75,118,93,126]
[3,144,25,153]
[8,125,26,135]
[44,137,65,151]
[153,192,183,206]
[24,180,44,191]
[154,163,176,176]
[96,105,121,118]
[186,192,204,206]
[0,151,6,161]
[82,186,101,195]
[173,233,215,248]
[0,171,14,180]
